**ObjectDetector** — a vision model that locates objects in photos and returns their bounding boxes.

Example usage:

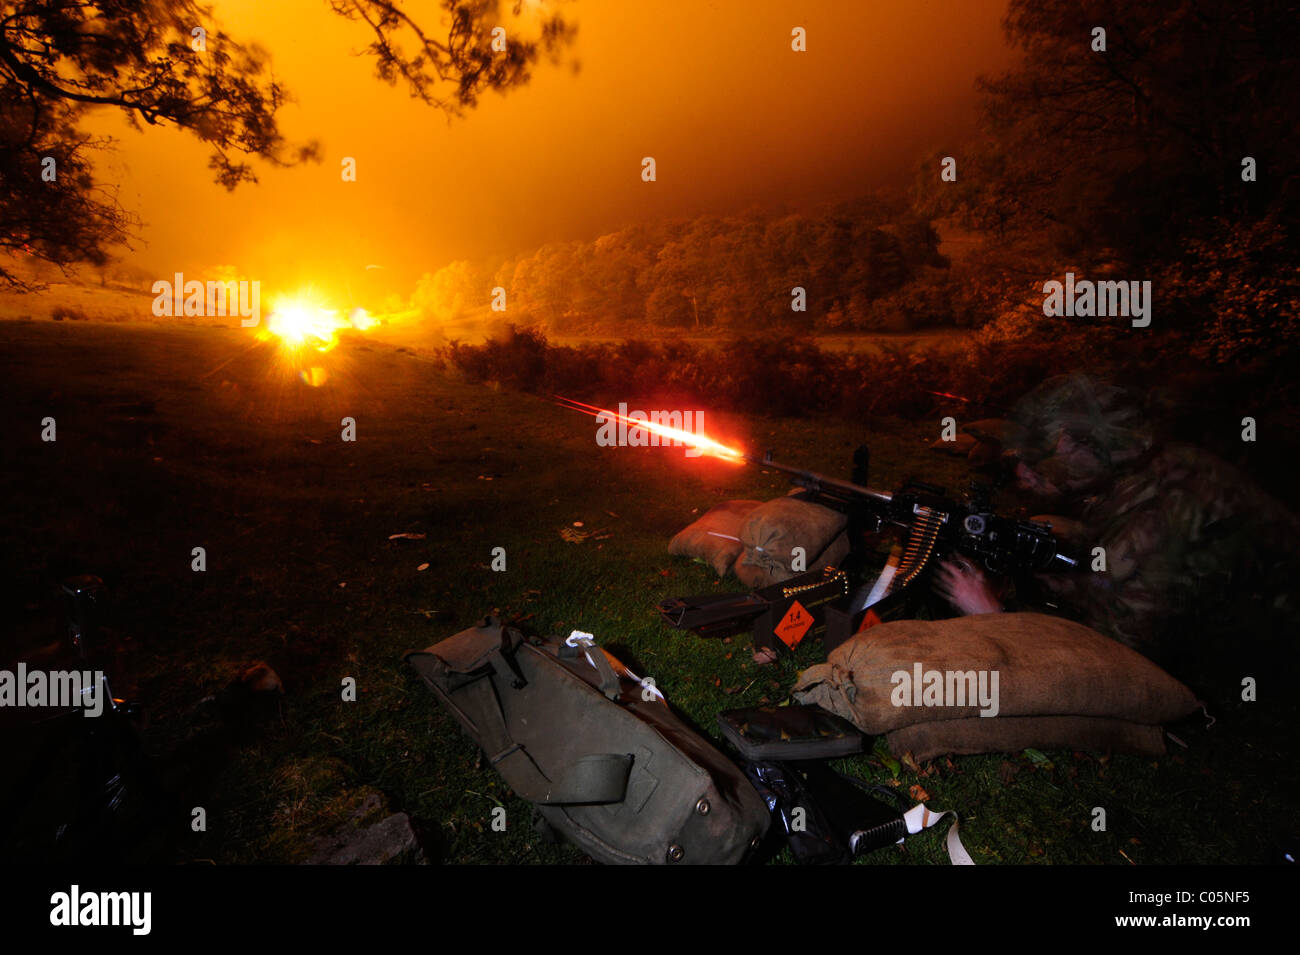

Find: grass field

[0,318,1295,865]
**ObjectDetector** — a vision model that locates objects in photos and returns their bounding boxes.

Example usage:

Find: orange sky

[81,0,1014,305]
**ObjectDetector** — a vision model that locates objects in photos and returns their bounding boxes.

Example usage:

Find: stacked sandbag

[734,496,848,589]
[928,417,1011,466]
[792,613,1198,760]
[668,500,763,576]
[668,496,849,587]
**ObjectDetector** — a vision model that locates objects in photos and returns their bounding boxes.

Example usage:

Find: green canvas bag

[406,617,769,865]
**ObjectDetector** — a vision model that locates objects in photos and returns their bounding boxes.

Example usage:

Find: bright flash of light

[258,295,351,353]
[553,396,748,463]
[241,289,424,388]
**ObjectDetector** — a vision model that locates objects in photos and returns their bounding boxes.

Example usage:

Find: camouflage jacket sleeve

[1040,444,1300,648]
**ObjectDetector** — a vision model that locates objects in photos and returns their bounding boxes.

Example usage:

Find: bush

[441,304,1271,429]
[444,324,552,391]
[1158,219,1300,364]
[436,326,1104,424]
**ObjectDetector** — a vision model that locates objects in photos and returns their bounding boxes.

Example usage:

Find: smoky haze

[79,0,1014,304]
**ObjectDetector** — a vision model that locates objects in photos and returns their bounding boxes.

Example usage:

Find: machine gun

[752,450,1076,583]
[659,448,1077,640]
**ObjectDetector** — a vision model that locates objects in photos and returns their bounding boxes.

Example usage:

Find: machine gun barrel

[748,451,893,505]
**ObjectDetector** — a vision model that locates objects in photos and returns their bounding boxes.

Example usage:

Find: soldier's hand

[934,559,1003,615]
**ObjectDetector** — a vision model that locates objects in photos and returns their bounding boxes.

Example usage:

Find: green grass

[0,319,1294,864]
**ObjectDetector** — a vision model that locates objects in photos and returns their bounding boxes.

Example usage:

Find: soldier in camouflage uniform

[938,374,1300,657]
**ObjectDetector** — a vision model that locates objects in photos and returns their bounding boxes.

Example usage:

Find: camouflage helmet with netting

[1009,374,1153,486]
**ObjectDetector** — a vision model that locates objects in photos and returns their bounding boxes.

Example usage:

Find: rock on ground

[303,792,425,865]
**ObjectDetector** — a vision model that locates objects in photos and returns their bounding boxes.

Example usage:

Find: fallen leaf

[872,738,901,778]
[901,751,923,775]
[388,532,426,540]
[417,563,429,571]
[998,760,1019,785]
[908,784,931,803]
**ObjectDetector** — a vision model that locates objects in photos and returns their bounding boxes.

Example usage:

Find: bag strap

[902,804,974,865]
[563,631,623,700]
[494,624,528,689]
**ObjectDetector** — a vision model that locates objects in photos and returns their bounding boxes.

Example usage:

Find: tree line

[413,199,952,334]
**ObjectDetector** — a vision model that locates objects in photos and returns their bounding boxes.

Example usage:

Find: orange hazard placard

[856,609,882,634]
[773,600,813,648]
